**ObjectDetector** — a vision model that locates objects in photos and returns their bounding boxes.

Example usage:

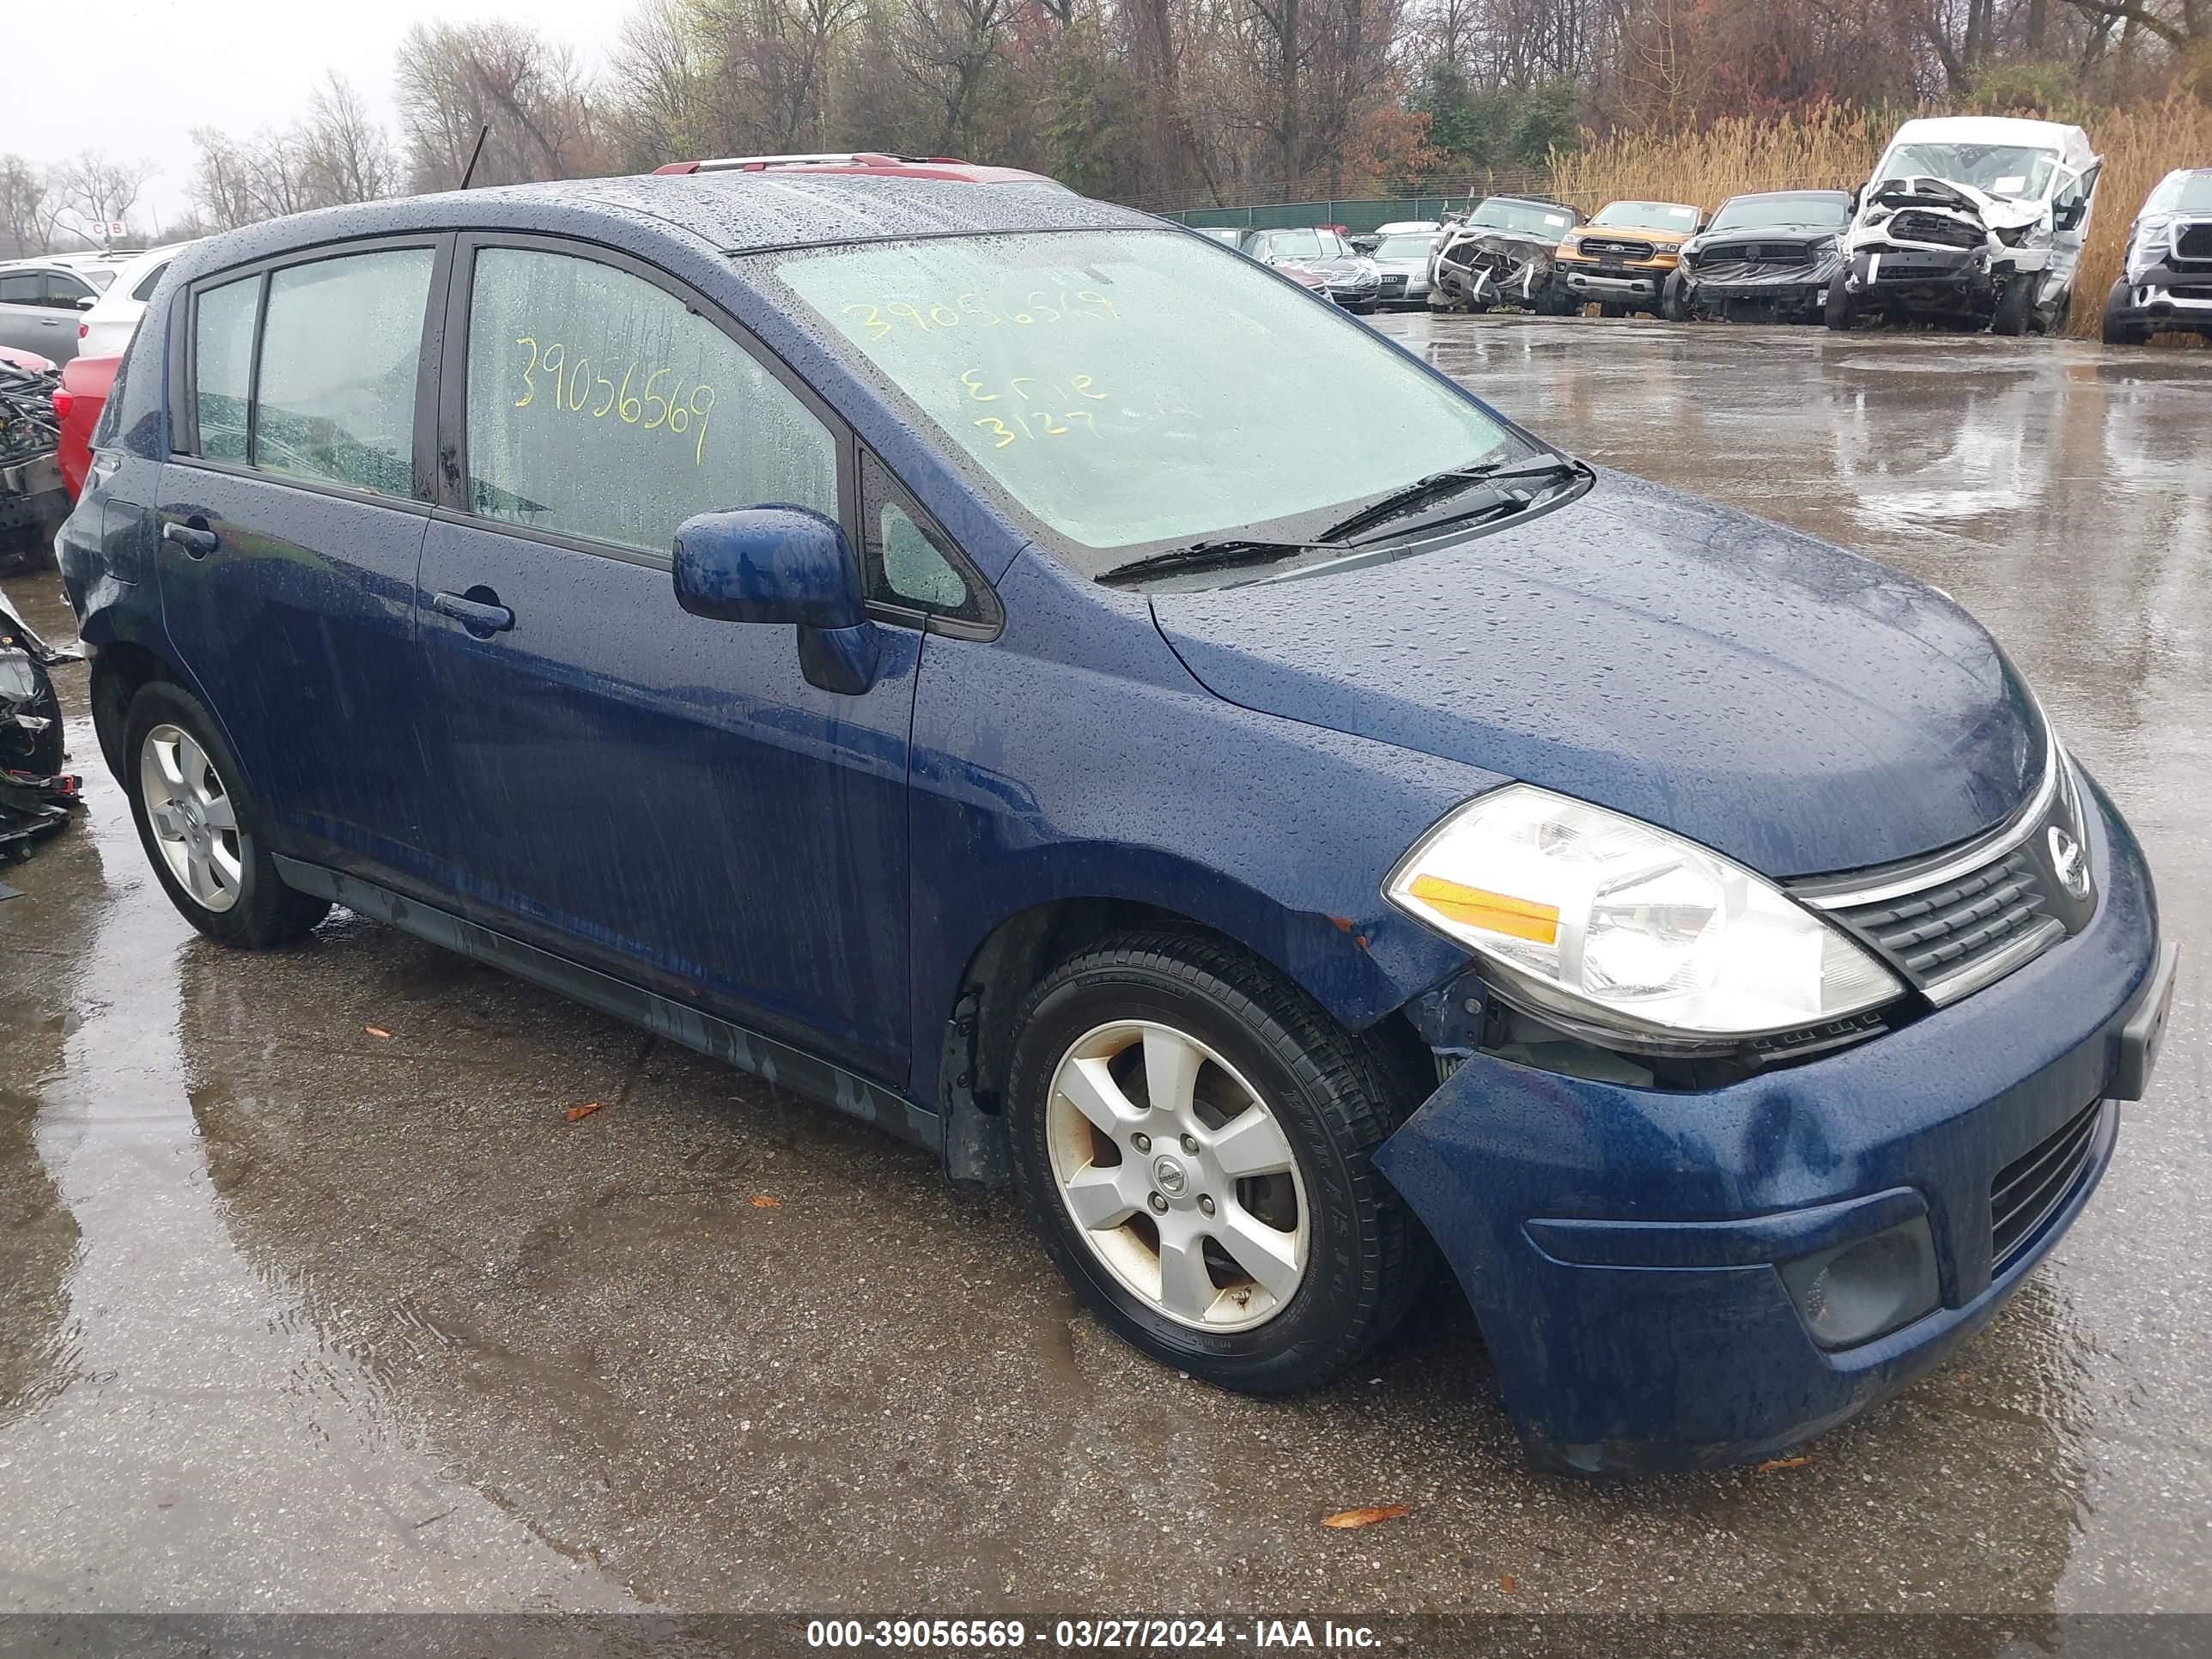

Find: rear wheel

[123,680,330,947]
[2101,279,2148,347]
[1006,928,1427,1394]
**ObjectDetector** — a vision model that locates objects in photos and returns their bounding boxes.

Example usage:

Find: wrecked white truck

[1826,116,2101,336]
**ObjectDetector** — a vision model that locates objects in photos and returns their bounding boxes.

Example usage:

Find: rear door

[155,237,447,882]
[413,235,935,1083]
[0,270,70,356]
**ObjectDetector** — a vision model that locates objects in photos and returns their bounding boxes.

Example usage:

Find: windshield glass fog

[1709,194,1850,231]
[2148,171,2212,214]
[1466,199,1575,238]
[772,230,1516,559]
[1881,143,2059,201]
[1590,201,1700,231]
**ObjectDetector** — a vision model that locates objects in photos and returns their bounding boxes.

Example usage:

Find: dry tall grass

[1546,99,2212,337]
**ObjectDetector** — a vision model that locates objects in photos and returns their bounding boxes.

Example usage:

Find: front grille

[2176,222,2212,262]
[1832,849,2059,993]
[1790,744,2096,1008]
[1380,275,1407,292]
[1579,237,1655,260]
[1991,1101,2101,1267]
[1703,240,1815,264]
[1887,210,1983,249]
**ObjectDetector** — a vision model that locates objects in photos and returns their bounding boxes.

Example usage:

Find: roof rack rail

[653,152,969,176]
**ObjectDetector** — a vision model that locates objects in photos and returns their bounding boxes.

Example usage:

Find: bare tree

[394,20,605,192]
[302,73,396,204]
[54,150,155,246]
[890,0,1017,152]
[0,155,47,257]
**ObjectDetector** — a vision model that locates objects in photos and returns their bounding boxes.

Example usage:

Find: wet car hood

[1694,223,1841,247]
[1854,177,2044,243]
[1149,470,2043,879]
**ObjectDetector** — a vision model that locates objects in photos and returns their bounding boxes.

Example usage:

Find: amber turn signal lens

[1406,873,1559,945]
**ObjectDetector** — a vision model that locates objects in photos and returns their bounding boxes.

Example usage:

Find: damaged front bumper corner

[1371,779,2163,1474]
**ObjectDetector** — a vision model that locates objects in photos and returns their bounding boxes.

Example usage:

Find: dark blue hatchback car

[59,175,2175,1473]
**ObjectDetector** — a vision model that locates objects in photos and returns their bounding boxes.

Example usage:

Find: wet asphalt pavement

[1,314,2207,1626]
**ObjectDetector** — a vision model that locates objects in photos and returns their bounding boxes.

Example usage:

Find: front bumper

[2110,257,2212,335]
[1681,255,1839,314]
[1375,778,2167,1473]
[1555,259,1672,301]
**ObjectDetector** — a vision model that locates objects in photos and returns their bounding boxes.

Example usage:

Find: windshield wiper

[1095,538,1325,586]
[1316,453,1583,546]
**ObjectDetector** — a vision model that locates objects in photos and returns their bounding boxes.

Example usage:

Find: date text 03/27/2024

[804,1619,1383,1650]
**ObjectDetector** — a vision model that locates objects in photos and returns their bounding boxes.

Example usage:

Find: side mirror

[75,295,95,310]
[2054,200,2085,232]
[672,505,879,694]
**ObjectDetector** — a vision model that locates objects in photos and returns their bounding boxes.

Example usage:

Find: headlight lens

[1386,786,1903,1041]
[2128,216,2174,279]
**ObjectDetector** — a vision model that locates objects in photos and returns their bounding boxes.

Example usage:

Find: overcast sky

[2,0,631,234]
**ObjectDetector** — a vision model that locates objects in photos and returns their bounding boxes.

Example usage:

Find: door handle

[433,588,515,637]
[161,520,219,557]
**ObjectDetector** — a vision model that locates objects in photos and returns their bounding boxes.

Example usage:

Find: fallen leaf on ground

[565,1101,605,1123]
[364,1025,392,1039]
[1321,1504,1408,1529]
[1500,1575,1516,1594]
[749,1194,781,1209]
[1755,1455,1812,1473]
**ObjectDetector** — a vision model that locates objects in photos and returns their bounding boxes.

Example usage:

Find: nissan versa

[58,176,2176,1473]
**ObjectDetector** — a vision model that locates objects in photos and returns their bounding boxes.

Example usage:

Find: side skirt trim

[273,856,943,1153]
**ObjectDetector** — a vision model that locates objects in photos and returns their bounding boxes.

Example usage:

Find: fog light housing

[1778,1217,1941,1351]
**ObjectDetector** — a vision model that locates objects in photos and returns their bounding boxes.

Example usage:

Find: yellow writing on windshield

[958,368,1109,448]
[512,337,716,466]
[841,288,1118,343]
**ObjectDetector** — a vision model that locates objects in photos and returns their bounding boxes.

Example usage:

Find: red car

[53,351,118,500]
[652,151,1072,192]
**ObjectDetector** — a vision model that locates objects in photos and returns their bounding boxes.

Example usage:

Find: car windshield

[1880,143,2059,202]
[769,229,1520,564]
[1591,201,1699,231]
[1709,194,1849,231]
[1372,234,1435,259]
[2147,171,2212,214]
[1465,199,1575,238]
[1259,230,1326,260]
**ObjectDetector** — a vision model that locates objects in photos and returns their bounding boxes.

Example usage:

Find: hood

[1856,176,2045,240]
[1372,255,1430,275]
[1692,223,1841,249]
[1149,471,2044,879]
[1452,226,1564,253]
[1575,225,1695,250]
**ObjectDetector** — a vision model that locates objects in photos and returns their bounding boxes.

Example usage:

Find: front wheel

[1824,277,1858,331]
[2101,279,2147,346]
[1662,271,1692,321]
[1006,929,1427,1394]
[123,680,331,947]
[1990,274,2033,336]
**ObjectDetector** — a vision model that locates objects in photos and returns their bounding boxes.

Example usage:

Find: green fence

[1164,197,1484,234]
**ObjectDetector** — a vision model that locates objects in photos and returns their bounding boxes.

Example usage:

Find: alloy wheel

[139,723,243,913]
[1043,1019,1309,1332]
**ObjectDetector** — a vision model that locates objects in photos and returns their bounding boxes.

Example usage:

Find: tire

[1991,274,2033,337]
[1006,927,1429,1395]
[1534,283,1575,317]
[1824,277,1857,331]
[1662,272,1692,322]
[2101,279,2147,347]
[122,679,330,947]
[1597,301,1629,319]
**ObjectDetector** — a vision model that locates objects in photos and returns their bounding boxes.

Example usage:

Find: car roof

[1720,188,1849,203]
[167,173,1151,284]
[1476,195,1578,211]
[1887,115,2096,170]
[653,153,1069,191]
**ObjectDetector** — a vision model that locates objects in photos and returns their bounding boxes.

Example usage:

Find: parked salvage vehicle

[77,242,198,359]
[0,255,125,365]
[1829,116,2100,336]
[0,585,70,775]
[1350,219,1440,256]
[62,174,2172,1474]
[1549,199,1705,316]
[54,353,118,501]
[1429,196,1583,313]
[2,350,69,574]
[1665,191,1850,323]
[1366,229,1442,308]
[2101,167,2212,345]
[1237,227,1382,310]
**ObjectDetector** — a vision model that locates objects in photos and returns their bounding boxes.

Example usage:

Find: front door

[414,240,919,1084]
[155,241,445,883]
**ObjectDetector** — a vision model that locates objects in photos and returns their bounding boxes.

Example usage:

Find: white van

[1828,116,2100,335]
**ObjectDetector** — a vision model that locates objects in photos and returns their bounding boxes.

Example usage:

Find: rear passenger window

[257,248,433,495]
[193,276,258,462]
[131,261,169,303]
[0,275,38,305]
[464,247,836,557]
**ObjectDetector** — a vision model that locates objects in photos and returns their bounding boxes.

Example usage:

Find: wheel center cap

[1152,1154,1189,1197]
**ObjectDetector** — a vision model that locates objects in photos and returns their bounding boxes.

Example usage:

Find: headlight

[2128,216,2174,279]
[1386,785,1903,1043]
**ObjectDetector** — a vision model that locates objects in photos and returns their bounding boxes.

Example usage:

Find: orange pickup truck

[1549,199,1706,316]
